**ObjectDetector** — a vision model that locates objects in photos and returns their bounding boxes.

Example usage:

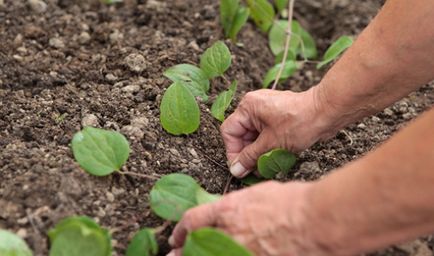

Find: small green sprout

[126,228,158,256]
[220,0,250,41]
[71,127,130,176]
[0,230,33,256]
[48,216,112,256]
[317,35,354,69]
[257,149,296,179]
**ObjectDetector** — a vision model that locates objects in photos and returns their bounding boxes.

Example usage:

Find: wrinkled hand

[168,181,331,256]
[221,88,332,177]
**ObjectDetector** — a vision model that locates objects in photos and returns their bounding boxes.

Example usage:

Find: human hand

[168,181,334,256]
[221,88,335,177]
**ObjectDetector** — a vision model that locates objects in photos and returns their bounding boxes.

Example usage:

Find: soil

[0,0,433,256]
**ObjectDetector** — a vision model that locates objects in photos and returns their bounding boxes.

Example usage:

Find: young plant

[48,216,112,256]
[149,173,220,222]
[183,228,252,256]
[126,228,158,256]
[71,127,130,176]
[246,0,276,32]
[0,230,33,256]
[316,35,354,69]
[257,149,296,179]
[220,0,250,42]
[160,41,237,135]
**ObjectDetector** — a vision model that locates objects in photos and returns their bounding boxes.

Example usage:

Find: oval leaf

[246,0,275,32]
[183,228,252,256]
[126,229,158,256]
[48,216,112,256]
[150,174,201,221]
[274,50,296,64]
[229,7,250,42]
[211,81,237,122]
[72,127,130,176]
[317,35,353,69]
[257,149,296,179]
[160,82,201,135]
[163,64,210,101]
[298,28,317,59]
[0,230,33,256]
[220,0,240,37]
[262,60,297,88]
[200,41,232,79]
[269,20,301,56]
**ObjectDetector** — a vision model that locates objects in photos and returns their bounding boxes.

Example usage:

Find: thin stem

[223,175,233,194]
[271,0,295,90]
[154,220,172,234]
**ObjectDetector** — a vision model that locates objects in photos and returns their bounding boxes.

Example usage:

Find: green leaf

[262,60,297,88]
[48,216,112,256]
[160,82,201,135]
[164,64,210,101]
[274,0,288,13]
[200,41,232,79]
[71,127,130,176]
[269,20,302,56]
[298,28,317,59]
[183,228,252,256]
[257,149,296,179]
[0,230,33,256]
[211,81,237,122]
[196,188,221,205]
[220,0,240,37]
[246,0,275,32]
[150,174,201,221]
[229,7,250,42]
[126,229,158,256]
[274,50,296,64]
[317,35,353,69]
[240,174,265,186]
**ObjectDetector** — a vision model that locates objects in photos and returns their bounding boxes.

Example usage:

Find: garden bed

[0,0,433,255]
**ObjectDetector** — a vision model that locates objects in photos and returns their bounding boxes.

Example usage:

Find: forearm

[304,107,434,255]
[312,0,434,138]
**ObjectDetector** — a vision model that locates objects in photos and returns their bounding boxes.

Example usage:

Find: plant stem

[154,220,172,234]
[271,0,295,90]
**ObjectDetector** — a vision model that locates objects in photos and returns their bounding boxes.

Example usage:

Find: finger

[221,108,257,164]
[230,132,271,178]
[169,203,219,248]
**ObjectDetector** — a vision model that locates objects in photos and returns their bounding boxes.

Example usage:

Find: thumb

[230,132,271,178]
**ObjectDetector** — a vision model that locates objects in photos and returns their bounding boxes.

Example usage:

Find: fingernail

[168,235,175,247]
[166,251,175,256]
[230,162,247,177]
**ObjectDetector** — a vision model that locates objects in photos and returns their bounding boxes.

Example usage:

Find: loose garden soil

[1,0,433,255]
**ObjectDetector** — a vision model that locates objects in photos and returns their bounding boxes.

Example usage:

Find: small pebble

[125,53,147,72]
[81,113,99,127]
[122,84,141,93]
[49,37,65,49]
[28,0,47,13]
[78,31,91,44]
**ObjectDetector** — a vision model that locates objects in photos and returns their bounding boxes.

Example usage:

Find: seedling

[183,228,252,256]
[150,173,220,222]
[101,0,122,4]
[0,230,33,256]
[160,41,237,135]
[71,127,130,176]
[257,149,296,179]
[48,216,112,256]
[220,0,250,41]
[316,35,354,69]
[126,228,158,256]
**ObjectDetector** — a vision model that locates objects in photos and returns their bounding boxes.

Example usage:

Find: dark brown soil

[0,0,433,256]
